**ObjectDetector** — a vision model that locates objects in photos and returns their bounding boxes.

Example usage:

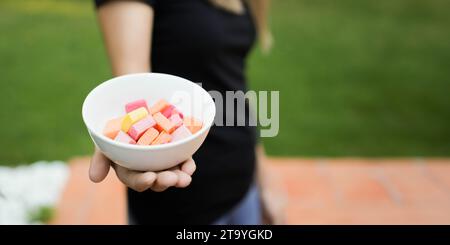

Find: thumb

[89,149,111,183]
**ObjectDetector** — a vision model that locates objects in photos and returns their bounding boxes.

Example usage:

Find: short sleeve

[94,0,156,8]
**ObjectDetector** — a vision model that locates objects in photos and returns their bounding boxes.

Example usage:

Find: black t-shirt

[95,0,257,224]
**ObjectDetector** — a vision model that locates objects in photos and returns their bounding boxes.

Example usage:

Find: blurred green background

[1,0,449,165]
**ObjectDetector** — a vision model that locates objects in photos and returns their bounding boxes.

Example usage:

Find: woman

[89,0,284,225]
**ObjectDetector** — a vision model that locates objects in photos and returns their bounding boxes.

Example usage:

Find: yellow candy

[121,107,148,132]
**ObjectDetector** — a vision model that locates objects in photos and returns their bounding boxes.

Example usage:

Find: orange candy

[137,127,159,145]
[153,112,176,133]
[149,99,170,115]
[103,116,124,139]
[183,116,203,134]
[151,131,172,145]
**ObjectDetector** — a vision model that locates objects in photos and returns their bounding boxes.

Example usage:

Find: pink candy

[127,115,156,141]
[114,131,136,144]
[161,105,175,118]
[169,113,183,128]
[170,125,192,142]
[161,104,185,119]
[125,99,148,113]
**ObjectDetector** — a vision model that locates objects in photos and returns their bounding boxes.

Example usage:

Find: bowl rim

[81,72,216,151]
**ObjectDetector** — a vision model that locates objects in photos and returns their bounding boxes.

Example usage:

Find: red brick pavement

[51,157,450,225]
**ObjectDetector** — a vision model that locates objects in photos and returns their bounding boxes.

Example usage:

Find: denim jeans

[212,183,262,225]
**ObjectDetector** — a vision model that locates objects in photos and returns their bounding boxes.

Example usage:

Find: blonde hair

[208,0,273,53]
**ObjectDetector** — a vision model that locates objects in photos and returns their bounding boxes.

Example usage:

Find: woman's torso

[127,0,257,224]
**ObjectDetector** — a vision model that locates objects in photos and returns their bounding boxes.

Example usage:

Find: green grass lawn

[1,0,449,165]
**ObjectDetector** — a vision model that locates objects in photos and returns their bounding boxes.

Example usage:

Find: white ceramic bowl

[82,73,216,171]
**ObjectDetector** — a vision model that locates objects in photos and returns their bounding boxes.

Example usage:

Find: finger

[168,165,180,171]
[114,165,157,192]
[150,171,179,192]
[174,170,192,188]
[169,161,192,187]
[180,158,196,176]
[89,150,111,183]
